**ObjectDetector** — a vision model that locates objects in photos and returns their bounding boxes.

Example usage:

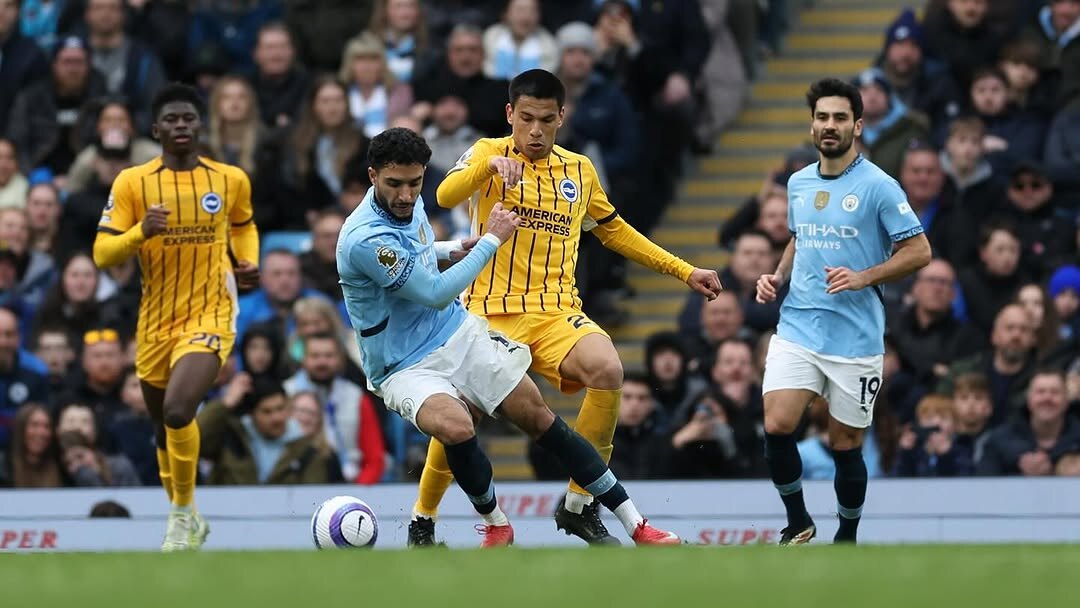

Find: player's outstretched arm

[825,232,931,295]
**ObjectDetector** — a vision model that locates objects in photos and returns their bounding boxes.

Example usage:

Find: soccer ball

[311,496,379,549]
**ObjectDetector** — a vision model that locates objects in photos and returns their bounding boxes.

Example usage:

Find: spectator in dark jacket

[644,331,706,415]
[668,383,764,479]
[967,67,1046,175]
[977,368,1080,475]
[995,161,1076,281]
[899,145,978,271]
[0,0,49,130]
[107,367,158,486]
[609,373,670,480]
[1020,0,1080,109]
[188,0,283,76]
[959,221,1027,333]
[938,116,1003,217]
[6,35,107,176]
[1043,101,1080,198]
[250,21,311,130]
[897,394,975,477]
[83,0,166,134]
[284,0,372,74]
[853,68,930,179]
[923,0,1010,90]
[0,308,49,451]
[875,8,963,132]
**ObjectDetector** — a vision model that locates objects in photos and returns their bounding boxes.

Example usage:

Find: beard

[814,128,855,159]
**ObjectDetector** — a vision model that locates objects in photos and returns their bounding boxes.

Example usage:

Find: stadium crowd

[0,0,1077,489]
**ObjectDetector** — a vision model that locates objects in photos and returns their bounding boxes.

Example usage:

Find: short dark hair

[1031,366,1067,385]
[249,375,287,408]
[151,82,205,122]
[622,371,651,389]
[89,500,131,518]
[806,78,863,121]
[978,219,1020,249]
[509,69,565,108]
[367,127,432,170]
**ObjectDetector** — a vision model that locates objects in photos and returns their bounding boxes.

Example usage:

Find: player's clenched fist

[142,204,170,238]
[756,273,781,304]
[485,202,521,243]
[489,156,524,188]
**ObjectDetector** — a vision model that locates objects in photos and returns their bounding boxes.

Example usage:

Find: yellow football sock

[568,387,621,496]
[413,438,454,519]
[166,421,200,508]
[156,447,174,503]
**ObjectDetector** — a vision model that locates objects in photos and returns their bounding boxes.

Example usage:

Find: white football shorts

[377,314,532,429]
[761,335,884,429]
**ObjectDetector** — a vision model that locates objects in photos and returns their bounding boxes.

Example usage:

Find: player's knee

[162,402,195,429]
[519,406,556,439]
[438,418,476,446]
[583,357,623,390]
[764,415,799,436]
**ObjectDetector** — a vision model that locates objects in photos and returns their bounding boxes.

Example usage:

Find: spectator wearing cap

[995,161,1076,280]
[1020,0,1080,109]
[6,35,107,176]
[875,7,963,133]
[83,0,166,135]
[923,0,1010,91]
[1049,264,1080,342]
[339,32,413,139]
[853,67,930,179]
[0,0,49,131]
[0,138,28,208]
[483,0,558,79]
[0,306,49,452]
[939,116,1003,217]
[965,67,1047,176]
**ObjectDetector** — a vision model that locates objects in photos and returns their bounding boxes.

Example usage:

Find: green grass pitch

[2,544,1074,607]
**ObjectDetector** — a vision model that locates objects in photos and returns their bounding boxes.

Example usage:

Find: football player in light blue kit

[756,79,931,545]
[336,128,679,547]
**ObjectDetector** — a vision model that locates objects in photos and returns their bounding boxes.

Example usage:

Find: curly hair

[367,126,431,170]
[151,82,205,122]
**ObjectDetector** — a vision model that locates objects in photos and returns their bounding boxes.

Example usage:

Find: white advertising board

[2,479,1078,551]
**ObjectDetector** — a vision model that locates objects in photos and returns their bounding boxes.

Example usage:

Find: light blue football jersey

[777,155,923,357]
[337,190,499,388]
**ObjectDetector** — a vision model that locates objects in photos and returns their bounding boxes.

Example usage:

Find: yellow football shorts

[136,330,235,389]
[486,310,610,394]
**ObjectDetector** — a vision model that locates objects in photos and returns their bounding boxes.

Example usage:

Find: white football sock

[613,500,644,536]
[171,504,193,515]
[565,491,594,514]
[480,505,509,527]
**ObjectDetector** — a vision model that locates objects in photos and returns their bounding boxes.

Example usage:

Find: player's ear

[505,102,513,125]
[151,122,160,142]
[558,105,564,128]
[853,118,863,138]
[367,166,377,186]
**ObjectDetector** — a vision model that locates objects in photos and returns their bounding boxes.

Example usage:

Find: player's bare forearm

[436,159,495,208]
[594,217,694,282]
[773,238,796,284]
[92,224,146,268]
[860,233,932,286]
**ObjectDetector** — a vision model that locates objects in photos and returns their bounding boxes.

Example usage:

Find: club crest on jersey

[841,194,859,212]
[200,192,223,214]
[558,179,579,203]
[814,191,830,211]
[376,246,398,269]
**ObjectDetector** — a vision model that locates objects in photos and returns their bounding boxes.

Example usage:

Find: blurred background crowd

[0,0,1078,489]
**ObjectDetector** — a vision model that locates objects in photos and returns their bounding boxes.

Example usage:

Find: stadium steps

[489,0,901,481]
